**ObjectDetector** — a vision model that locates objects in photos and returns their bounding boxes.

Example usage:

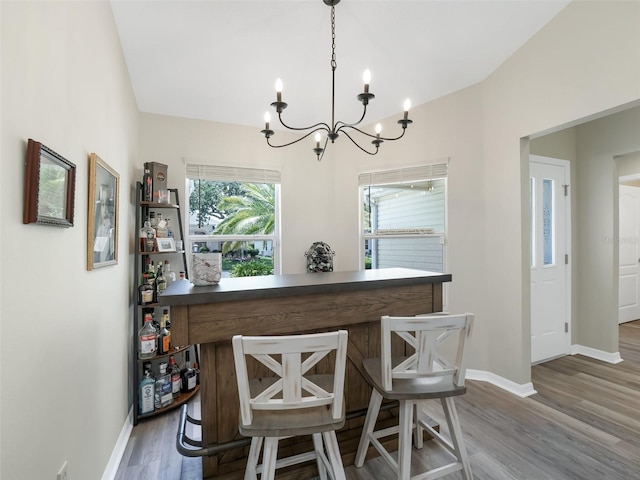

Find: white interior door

[618,184,640,324]
[530,156,570,364]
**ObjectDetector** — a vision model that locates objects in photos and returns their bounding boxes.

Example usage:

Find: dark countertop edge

[158,268,451,307]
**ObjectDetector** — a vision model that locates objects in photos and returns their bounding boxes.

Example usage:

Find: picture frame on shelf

[87,153,119,270]
[23,138,76,227]
[156,237,176,253]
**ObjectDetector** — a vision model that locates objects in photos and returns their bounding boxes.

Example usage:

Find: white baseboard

[101,407,133,480]
[570,344,623,364]
[466,369,537,398]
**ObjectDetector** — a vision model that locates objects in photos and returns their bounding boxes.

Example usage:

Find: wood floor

[115,320,640,480]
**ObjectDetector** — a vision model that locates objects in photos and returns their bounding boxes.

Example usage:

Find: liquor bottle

[166,218,174,238]
[157,310,171,355]
[154,362,173,409]
[139,364,155,415]
[139,274,154,305]
[162,308,171,331]
[143,168,153,202]
[156,265,167,294]
[168,355,182,399]
[155,214,167,238]
[141,219,155,253]
[164,261,176,287]
[181,350,198,393]
[138,313,157,359]
[149,212,157,229]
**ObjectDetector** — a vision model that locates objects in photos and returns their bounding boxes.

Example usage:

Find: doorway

[530,155,571,364]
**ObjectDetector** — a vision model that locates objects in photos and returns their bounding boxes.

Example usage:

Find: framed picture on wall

[23,139,76,227]
[87,153,119,270]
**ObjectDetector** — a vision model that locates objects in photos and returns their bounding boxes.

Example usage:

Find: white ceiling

[110,0,571,131]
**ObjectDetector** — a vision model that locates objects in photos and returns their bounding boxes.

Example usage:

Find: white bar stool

[232,330,348,480]
[354,313,474,480]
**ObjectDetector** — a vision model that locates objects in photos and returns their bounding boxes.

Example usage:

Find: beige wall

[1,2,138,480]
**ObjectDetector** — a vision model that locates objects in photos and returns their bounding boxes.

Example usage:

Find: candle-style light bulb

[314,132,322,148]
[363,69,371,93]
[275,78,283,102]
[375,123,382,137]
[264,112,271,129]
[403,98,411,120]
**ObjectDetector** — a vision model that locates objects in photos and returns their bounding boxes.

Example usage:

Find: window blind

[185,164,281,183]
[358,161,448,186]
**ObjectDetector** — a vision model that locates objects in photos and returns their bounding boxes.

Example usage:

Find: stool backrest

[380,313,474,391]
[232,330,348,425]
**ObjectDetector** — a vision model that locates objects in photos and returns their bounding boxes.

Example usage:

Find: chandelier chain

[331,5,337,71]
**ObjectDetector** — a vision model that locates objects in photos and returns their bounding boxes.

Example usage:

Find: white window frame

[359,162,449,306]
[185,163,281,275]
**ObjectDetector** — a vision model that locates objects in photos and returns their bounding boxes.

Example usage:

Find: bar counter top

[159,267,451,306]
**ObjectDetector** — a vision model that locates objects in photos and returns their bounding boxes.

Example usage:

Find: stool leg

[312,432,328,480]
[413,402,424,449]
[244,437,262,480]
[397,400,414,480]
[323,430,346,480]
[355,389,383,467]
[262,437,279,480]
[442,397,473,480]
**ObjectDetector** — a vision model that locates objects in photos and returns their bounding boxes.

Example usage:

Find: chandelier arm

[340,124,408,142]
[276,112,331,133]
[340,130,379,156]
[266,127,329,149]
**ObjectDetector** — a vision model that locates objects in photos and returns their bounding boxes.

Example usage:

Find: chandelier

[260,0,412,161]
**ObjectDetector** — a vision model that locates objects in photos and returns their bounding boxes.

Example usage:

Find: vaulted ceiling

[110,0,571,130]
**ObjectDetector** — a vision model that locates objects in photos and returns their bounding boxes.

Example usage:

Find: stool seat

[362,357,467,400]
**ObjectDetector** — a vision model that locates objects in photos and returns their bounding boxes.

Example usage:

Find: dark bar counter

[160,268,451,479]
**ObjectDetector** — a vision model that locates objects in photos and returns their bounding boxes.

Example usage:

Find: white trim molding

[570,344,623,364]
[101,407,134,480]
[466,369,537,398]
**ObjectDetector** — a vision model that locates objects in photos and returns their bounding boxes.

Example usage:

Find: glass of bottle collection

[138,307,199,415]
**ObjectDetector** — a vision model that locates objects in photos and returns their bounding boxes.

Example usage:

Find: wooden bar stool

[232,330,348,480]
[354,313,474,480]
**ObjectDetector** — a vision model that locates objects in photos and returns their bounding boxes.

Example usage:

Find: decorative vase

[190,252,222,286]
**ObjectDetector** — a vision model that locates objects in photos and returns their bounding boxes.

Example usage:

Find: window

[186,164,280,278]
[360,163,447,273]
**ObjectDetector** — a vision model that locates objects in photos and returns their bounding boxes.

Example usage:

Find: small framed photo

[156,237,176,252]
[24,139,76,227]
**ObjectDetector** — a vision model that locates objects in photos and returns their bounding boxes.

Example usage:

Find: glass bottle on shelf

[156,214,167,238]
[154,362,173,409]
[180,350,198,393]
[138,313,157,359]
[157,265,167,294]
[143,168,153,202]
[162,308,171,332]
[168,355,181,399]
[141,219,155,253]
[139,363,155,415]
[139,274,154,305]
[164,261,176,287]
[166,218,174,239]
[149,212,157,229]
[157,310,171,355]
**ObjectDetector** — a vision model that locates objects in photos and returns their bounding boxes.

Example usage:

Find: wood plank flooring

[115,320,640,480]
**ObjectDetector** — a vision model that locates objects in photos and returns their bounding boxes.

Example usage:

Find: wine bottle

[139,274,154,305]
[181,350,197,393]
[168,355,181,399]
[157,265,167,294]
